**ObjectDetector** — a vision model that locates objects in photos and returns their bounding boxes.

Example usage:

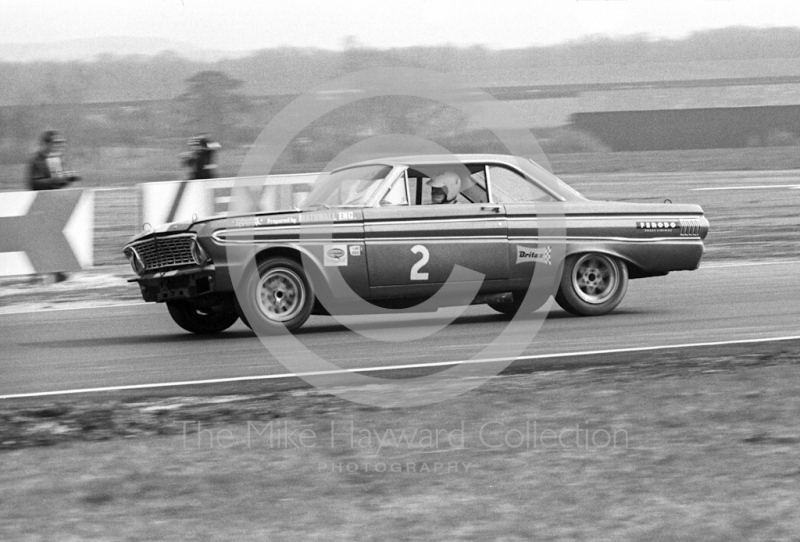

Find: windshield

[300,165,393,209]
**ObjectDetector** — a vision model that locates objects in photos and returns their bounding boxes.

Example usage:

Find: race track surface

[1,170,798,397]
[1,261,797,397]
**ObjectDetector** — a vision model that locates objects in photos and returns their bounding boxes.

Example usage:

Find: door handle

[480,204,502,213]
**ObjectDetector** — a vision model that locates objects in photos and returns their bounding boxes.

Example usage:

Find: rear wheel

[166,300,240,334]
[555,253,628,316]
[238,257,314,334]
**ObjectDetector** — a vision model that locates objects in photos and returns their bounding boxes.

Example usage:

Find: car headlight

[123,247,146,276]
[190,239,211,266]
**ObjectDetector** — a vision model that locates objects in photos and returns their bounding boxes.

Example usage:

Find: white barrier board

[139,173,318,228]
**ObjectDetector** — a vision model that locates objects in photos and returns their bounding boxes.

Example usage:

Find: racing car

[123,154,709,334]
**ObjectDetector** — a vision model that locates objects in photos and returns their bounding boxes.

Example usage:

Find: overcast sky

[5,0,800,51]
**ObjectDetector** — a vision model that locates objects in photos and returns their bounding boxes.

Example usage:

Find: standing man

[181,134,220,180]
[26,130,81,283]
[28,130,80,191]
[193,134,220,179]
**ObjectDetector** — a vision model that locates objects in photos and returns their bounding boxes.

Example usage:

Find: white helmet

[428,171,461,202]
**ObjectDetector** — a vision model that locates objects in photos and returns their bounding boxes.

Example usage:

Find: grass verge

[2,343,799,540]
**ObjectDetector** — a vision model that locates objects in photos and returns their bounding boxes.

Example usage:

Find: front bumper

[129,266,218,302]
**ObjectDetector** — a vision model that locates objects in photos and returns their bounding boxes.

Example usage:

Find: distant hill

[0,36,248,63]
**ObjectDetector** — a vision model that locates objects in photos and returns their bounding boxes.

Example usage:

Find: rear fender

[563,245,639,277]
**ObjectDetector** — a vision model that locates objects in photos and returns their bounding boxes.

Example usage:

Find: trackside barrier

[0,188,94,276]
[138,173,318,230]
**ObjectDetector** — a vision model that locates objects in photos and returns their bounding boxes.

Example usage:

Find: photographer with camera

[27,130,81,191]
[180,133,220,180]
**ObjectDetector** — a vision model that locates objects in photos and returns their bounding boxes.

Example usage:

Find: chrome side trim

[508,215,704,222]
[518,236,704,244]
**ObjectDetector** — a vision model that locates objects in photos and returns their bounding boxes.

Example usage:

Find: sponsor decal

[349,245,362,256]
[232,216,262,228]
[302,211,357,223]
[266,215,299,226]
[637,221,678,232]
[516,245,551,265]
[233,215,301,228]
[303,212,337,223]
[324,244,348,267]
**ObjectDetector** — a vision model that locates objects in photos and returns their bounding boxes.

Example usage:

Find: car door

[487,164,562,284]
[362,168,509,296]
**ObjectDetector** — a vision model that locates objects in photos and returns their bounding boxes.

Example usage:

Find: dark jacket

[28,151,70,191]
[192,147,217,180]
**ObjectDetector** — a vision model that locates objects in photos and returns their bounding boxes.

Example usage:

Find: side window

[421,179,433,204]
[418,175,479,205]
[380,176,409,206]
[413,177,429,205]
[460,169,488,203]
[488,166,556,203]
[415,171,488,205]
[407,173,424,205]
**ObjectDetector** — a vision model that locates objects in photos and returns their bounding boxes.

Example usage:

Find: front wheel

[166,300,240,334]
[555,253,628,316]
[238,257,314,334]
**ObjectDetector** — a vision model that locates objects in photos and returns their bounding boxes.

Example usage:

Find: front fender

[233,243,371,301]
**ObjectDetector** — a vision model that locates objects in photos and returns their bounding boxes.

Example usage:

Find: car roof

[332,154,534,172]
[324,153,588,202]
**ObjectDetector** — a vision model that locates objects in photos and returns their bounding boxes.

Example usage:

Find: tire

[555,253,628,316]
[488,291,545,316]
[238,257,314,334]
[233,297,252,329]
[166,300,240,334]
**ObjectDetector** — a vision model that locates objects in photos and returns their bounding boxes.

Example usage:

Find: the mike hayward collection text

[178,420,630,451]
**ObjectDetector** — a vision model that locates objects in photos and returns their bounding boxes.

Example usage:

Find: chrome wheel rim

[572,254,618,304]
[256,268,305,322]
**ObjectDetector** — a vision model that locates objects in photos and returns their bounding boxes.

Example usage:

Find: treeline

[4,27,800,106]
[3,26,800,166]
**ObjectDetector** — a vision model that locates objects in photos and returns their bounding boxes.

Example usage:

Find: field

[2,343,800,540]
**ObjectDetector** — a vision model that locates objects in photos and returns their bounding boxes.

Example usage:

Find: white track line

[3,334,800,400]
[0,301,147,315]
[691,185,800,191]
[700,260,800,269]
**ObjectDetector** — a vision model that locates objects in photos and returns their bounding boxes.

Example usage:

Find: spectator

[27,130,81,284]
[181,134,220,180]
[28,130,80,191]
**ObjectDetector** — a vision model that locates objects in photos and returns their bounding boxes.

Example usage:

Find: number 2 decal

[410,245,430,280]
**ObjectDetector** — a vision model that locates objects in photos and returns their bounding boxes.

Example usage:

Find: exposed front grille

[133,234,196,271]
[679,219,701,237]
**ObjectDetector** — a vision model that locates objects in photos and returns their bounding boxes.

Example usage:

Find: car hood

[126,221,196,244]
[125,208,364,244]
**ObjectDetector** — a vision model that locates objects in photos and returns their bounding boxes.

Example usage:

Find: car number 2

[410,245,430,280]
